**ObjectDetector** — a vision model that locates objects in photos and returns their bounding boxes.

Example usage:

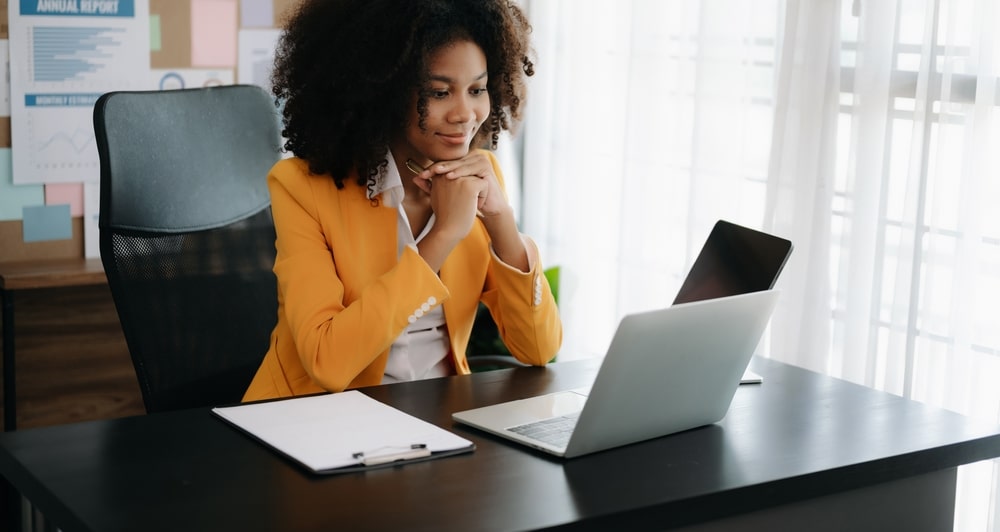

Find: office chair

[94,85,283,413]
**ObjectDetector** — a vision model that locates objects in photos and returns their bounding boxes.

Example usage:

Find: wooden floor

[1,284,144,430]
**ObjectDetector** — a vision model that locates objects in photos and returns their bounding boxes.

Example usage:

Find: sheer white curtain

[522,1,1000,530]
[522,0,780,360]
[769,1,1000,529]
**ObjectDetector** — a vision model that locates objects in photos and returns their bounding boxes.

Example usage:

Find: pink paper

[45,183,84,216]
[191,0,239,67]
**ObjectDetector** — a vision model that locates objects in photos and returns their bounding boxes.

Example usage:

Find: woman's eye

[429,90,449,99]
[470,88,488,96]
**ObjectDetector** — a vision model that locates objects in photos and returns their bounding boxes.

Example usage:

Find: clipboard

[212,391,475,474]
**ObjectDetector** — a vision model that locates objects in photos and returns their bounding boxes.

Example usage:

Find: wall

[0,0,299,263]
[0,0,299,429]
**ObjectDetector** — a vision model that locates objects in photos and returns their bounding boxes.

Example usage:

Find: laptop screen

[672,220,793,305]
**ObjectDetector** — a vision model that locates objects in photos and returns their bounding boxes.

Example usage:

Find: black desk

[1,357,999,531]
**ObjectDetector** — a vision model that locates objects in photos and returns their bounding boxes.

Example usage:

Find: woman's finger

[412,176,432,194]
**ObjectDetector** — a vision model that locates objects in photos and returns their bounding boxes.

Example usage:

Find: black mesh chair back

[94,85,282,413]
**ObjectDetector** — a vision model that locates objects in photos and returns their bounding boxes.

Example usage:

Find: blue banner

[25,93,104,107]
[21,0,135,17]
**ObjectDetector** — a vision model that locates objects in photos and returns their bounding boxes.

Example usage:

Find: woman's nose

[448,95,475,123]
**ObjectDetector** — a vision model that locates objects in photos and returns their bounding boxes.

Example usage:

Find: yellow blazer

[243,151,562,401]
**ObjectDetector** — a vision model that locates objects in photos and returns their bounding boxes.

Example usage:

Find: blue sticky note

[22,204,72,242]
[0,148,45,221]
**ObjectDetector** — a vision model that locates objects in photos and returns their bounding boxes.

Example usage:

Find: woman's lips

[438,132,469,145]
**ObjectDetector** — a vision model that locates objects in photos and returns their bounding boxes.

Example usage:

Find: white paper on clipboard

[212,391,474,473]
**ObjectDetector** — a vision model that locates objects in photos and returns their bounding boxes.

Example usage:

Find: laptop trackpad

[526,390,589,420]
[456,390,589,429]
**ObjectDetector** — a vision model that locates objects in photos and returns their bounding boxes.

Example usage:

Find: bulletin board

[0,0,300,262]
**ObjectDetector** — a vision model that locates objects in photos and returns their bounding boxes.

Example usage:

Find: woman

[243,0,562,400]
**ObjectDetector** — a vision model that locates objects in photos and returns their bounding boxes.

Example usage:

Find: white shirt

[370,149,452,384]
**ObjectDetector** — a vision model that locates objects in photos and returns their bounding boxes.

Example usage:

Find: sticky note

[22,204,72,242]
[150,14,162,51]
[240,0,273,28]
[84,182,101,258]
[192,0,239,67]
[0,148,44,221]
[45,183,84,216]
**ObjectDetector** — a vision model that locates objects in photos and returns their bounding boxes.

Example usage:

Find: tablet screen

[673,220,793,305]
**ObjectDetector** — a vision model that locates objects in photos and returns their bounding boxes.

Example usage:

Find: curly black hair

[272,0,535,190]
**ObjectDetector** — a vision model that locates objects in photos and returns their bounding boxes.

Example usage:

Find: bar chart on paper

[31,26,128,83]
[23,25,116,174]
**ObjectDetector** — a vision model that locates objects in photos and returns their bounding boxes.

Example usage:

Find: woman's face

[399,39,491,166]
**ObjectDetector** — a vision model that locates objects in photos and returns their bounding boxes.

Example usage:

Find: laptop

[676,220,792,384]
[452,289,780,458]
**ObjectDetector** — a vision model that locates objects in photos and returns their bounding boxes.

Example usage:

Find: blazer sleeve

[478,152,563,366]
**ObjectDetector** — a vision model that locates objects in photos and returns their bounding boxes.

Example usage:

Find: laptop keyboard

[508,413,580,448]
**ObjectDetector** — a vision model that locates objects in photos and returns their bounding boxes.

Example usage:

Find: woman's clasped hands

[411,150,511,237]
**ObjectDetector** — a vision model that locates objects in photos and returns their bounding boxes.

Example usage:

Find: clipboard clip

[352,444,430,466]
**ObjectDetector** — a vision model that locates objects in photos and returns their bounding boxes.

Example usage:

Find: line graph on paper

[36,129,94,154]
[25,112,99,174]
